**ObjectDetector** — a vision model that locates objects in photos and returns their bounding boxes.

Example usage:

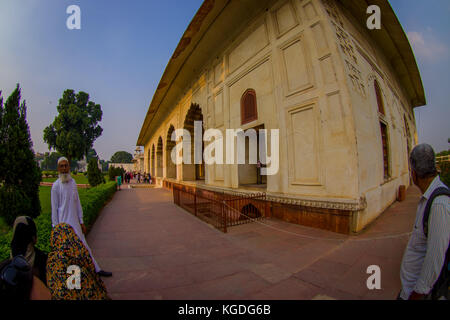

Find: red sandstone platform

[40,182,91,188]
[87,185,420,300]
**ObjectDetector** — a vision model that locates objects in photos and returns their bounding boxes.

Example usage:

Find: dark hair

[11,217,37,257]
[0,256,33,300]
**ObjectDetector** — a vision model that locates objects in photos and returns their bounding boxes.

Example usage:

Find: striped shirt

[400,176,450,299]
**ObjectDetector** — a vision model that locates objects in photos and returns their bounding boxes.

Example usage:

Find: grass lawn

[0,181,116,260]
[42,174,113,185]
[39,185,92,214]
[0,188,48,236]
[0,217,9,235]
[39,186,52,214]
[1,185,91,235]
[42,174,90,184]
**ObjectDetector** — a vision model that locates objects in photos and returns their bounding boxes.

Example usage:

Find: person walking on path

[399,144,449,300]
[116,174,122,191]
[51,157,112,278]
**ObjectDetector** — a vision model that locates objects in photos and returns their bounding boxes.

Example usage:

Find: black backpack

[422,186,450,300]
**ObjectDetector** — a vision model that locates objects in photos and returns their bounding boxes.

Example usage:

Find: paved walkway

[87,185,421,300]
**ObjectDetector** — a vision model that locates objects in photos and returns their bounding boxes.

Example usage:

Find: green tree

[70,158,79,172]
[0,85,41,226]
[40,151,78,171]
[34,152,44,162]
[86,148,98,162]
[43,89,103,164]
[437,150,450,157]
[0,91,4,176]
[110,151,133,163]
[439,162,450,187]
[87,158,104,187]
[108,166,115,182]
[108,166,125,182]
[41,151,62,170]
[100,159,109,172]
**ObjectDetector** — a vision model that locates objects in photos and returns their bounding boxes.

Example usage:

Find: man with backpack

[399,144,449,300]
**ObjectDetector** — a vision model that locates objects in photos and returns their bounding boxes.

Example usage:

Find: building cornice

[137,0,426,147]
[335,0,426,108]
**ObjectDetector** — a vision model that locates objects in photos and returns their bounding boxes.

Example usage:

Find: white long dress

[51,178,101,272]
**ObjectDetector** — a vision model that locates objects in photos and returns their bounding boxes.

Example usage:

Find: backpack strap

[421,186,450,299]
[422,187,450,238]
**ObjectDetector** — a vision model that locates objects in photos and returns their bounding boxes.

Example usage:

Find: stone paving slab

[88,185,422,300]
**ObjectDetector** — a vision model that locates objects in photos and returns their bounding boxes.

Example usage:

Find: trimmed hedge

[0,181,117,261]
[42,170,58,178]
[78,181,117,231]
[438,161,450,188]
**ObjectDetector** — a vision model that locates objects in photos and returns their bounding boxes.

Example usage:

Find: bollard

[398,185,406,202]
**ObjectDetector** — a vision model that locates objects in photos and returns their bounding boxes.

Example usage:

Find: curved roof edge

[137,0,228,146]
[338,0,426,107]
[137,0,426,146]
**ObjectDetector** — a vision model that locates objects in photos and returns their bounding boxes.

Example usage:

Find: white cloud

[407,30,448,62]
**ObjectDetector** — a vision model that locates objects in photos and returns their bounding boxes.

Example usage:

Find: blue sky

[0,0,448,161]
[389,0,450,153]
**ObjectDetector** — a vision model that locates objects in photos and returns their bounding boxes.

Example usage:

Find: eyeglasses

[0,255,31,286]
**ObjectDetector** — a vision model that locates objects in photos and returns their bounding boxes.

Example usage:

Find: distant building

[35,152,45,159]
[77,159,88,172]
[110,163,134,172]
[132,147,145,173]
[77,157,102,172]
[35,152,45,168]
[137,0,425,234]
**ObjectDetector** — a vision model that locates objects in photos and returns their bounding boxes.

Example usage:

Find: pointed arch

[183,103,205,181]
[371,79,390,180]
[151,144,155,177]
[241,203,262,219]
[147,148,151,175]
[156,137,163,177]
[166,125,176,179]
[241,89,258,125]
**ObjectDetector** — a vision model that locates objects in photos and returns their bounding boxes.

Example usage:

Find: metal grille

[173,183,266,232]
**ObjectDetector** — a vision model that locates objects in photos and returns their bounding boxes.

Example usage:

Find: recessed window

[374,80,389,180]
[241,89,258,125]
[380,121,390,179]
